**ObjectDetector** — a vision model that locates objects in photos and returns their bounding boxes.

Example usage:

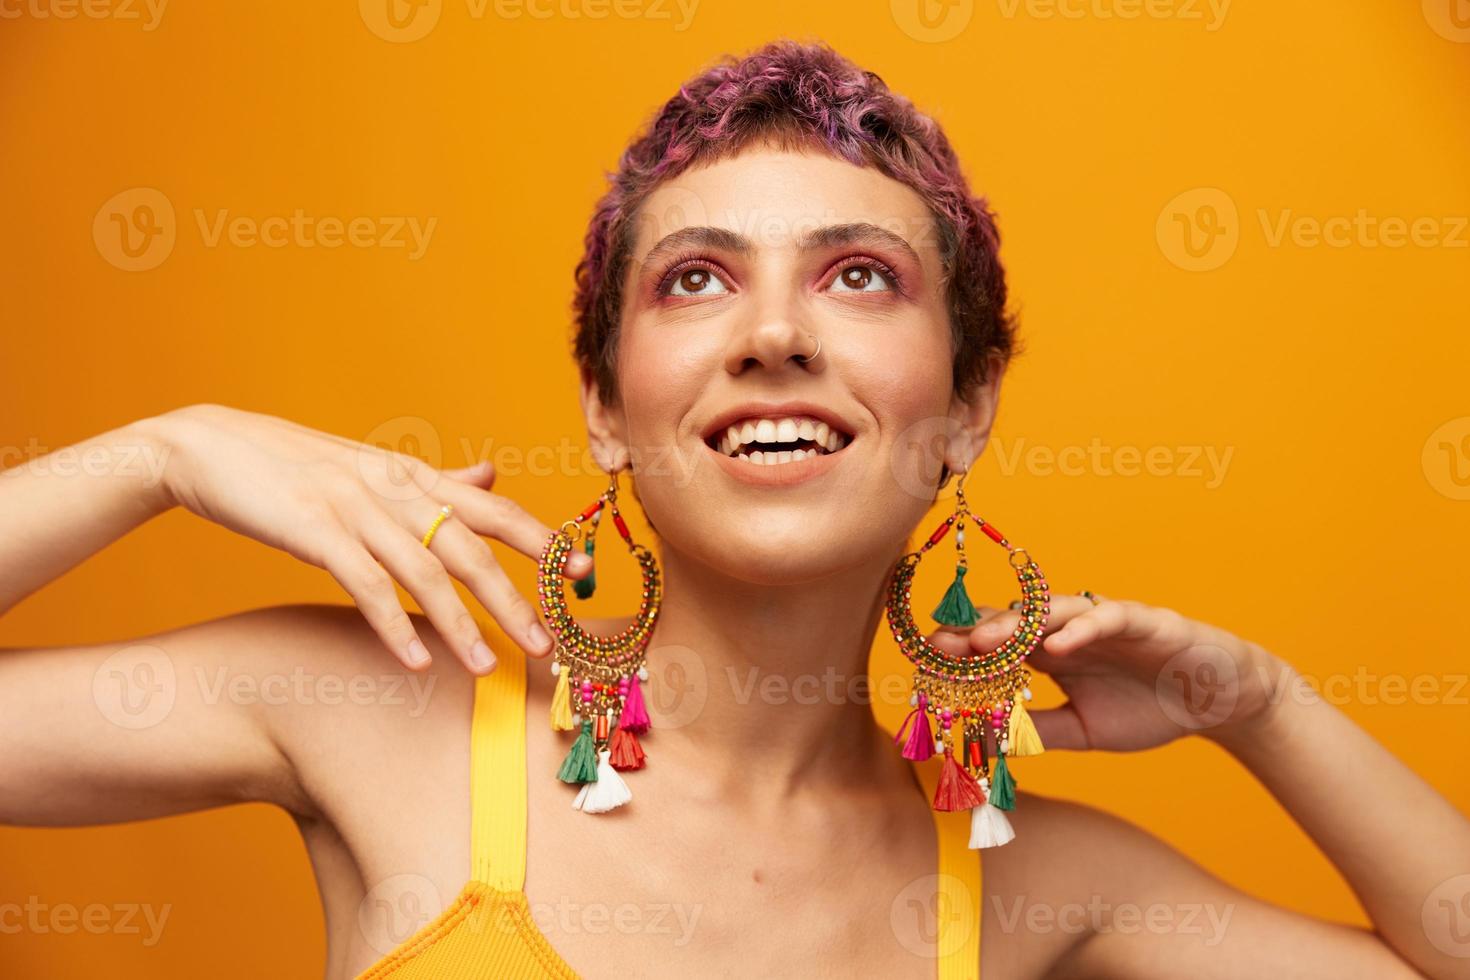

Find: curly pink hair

[573,39,1017,405]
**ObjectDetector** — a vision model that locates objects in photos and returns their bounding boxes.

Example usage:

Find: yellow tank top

[355,647,983,979]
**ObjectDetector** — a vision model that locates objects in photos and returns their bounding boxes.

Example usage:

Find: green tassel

[932,564,979,627]
[572,537,596,599]
[557,720,599,784]
[989,752,1016,811]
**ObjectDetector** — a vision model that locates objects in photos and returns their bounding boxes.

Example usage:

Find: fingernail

[405,638,431,667]
[568,552,593,574]
[470,639,496,672]
[526,622,553,655]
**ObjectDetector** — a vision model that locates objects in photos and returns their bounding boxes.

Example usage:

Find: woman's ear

[943,353,1006,474]
[578,369,631,472]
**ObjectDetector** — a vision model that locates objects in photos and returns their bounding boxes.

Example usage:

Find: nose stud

[796,334,822,363]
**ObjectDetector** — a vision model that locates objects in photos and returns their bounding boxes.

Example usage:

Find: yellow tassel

[1007,699,1045,757]
[550,666,574,731]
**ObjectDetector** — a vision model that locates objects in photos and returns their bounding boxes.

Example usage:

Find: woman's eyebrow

[639,222,923,270]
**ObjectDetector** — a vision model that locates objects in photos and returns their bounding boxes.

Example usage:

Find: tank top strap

[468,645,528,892]
[910,758,984,980]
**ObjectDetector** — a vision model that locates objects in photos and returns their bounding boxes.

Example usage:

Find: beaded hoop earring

[885,469,1050,848]
[537,469,663,814]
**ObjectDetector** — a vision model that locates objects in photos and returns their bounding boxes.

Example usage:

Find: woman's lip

[703,440,847,486]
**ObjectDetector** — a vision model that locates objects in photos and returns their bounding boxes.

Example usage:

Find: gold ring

[421,504,454,548]
[1078,589,1102,606]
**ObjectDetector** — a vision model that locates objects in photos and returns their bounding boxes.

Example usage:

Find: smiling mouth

[704,414,852,466]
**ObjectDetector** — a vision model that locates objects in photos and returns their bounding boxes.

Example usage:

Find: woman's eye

[829,264,892,293]
[667,266,729,297]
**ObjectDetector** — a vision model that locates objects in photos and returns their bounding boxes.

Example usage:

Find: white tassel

[571,750,632,814]
[967,778,1015,849]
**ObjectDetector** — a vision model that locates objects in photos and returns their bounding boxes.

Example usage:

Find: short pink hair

[573,39,1017,404]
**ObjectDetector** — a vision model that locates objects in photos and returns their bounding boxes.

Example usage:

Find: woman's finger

[356,509,498,675]
[439,460,496,488]
[320,534,432,670]
[428,518,556,660]
[967,594,1097,654]
[1025,702,1090,751]
[430,482,593,579]
[1042,598,1163,654]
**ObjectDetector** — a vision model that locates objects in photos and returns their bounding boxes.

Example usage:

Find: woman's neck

[639,543,904,801]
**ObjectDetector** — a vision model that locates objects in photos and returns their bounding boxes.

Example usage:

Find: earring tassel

[1006,700,1045,757]
[968,779,1017,849]
[895,698,935,762]
[989,752,1017,811]
[549,666,575,732]
[620,672,651,733]
[608,723,646,771]
[932,751,987,811]
[573,537,596,599]
[557,720,599,784]
[572,749,632,813]
[932,565,979,627]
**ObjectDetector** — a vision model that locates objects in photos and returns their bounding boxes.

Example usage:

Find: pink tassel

[620,673,650,733]
[895,694,935,762]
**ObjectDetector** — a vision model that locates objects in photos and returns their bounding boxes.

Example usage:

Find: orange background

[3,2,1469,976]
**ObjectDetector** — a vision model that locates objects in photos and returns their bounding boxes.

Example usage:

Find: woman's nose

[723,294,824,376]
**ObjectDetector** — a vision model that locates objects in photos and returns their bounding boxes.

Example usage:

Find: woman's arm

[2,404,578,669]
[945,599,1470,978]
[0,418,173,613]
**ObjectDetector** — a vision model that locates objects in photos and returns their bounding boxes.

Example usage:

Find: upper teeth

[715,414,848,460]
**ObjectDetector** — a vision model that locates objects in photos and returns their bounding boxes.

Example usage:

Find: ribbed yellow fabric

[355,647,982,979]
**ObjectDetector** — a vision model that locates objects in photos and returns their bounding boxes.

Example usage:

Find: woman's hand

[146,404,587,673]
[931,595,1287,751]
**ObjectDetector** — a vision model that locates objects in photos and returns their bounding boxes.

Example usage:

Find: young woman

[2,41,1466,979]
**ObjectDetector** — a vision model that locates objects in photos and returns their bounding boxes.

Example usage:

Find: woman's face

[586,145,999,585]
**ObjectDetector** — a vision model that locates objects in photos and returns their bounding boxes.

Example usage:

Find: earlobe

[579,371,631,472]
[944,355,1006,474]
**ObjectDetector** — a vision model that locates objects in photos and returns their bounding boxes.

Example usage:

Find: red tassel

[932,751,986,811]
[609,725,646,771]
